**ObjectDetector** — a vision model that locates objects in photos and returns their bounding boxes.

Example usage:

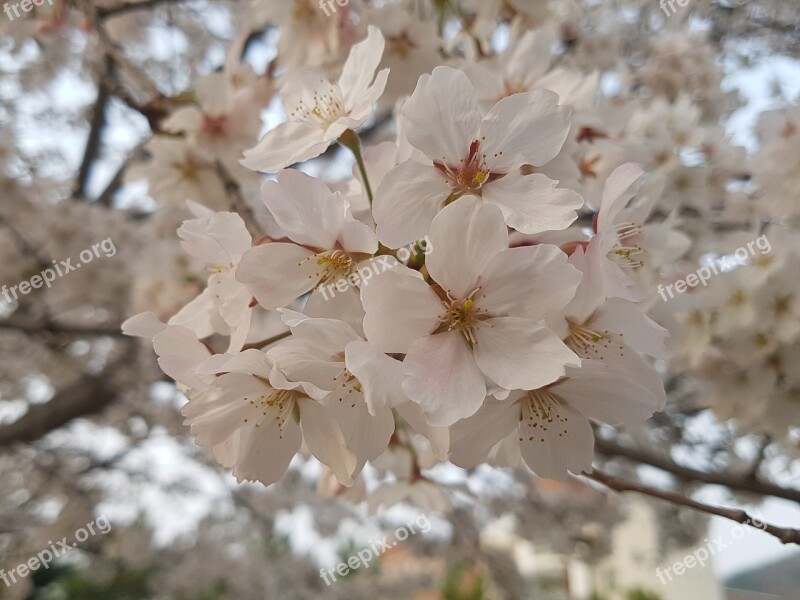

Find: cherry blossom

[235,169,379,309]
[240,26,389,173]
[372,66,583,248]
[362,197,581,426]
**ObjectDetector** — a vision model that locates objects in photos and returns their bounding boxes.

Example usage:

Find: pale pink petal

[338,26,386,108]
[554,361,661,426]
[183,373,257,446]
[361,267,442,353]
[212,431,240,469]
[233,413,302,485]
[402,330,487,426]
[122,312,166,340]
[450,400,519,468]
[562,243,607,324]
[482,172,582,234]
[425,197,508,299]
[299,397,357,486]
[178,211,252,266]
[162,106,204,134]
[473,317,579,391]
[345,340,409,415]
[481,244,581,321]
[373,160,451,249]
[323,389,394,470]
[262,170,345,249]
[267,338,342,399]
[592,344,667,410]
[597,163,645,231]
[217,348,276,380]
[339,215,379,255]
[519,397,594,479]
[305,284,365,337]
[153,326,212,389]
[168,287,217,339]
[194,73,229,114]
[593,298,671,359]
[241,121,329,173]
[236,243,318,309]
[359,68,390,114]
[401,66,482,164]
[480,89,571,169]
[395,402,450,461]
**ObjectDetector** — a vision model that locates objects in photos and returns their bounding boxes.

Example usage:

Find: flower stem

[244,329,292,350]
[338,129,374,204]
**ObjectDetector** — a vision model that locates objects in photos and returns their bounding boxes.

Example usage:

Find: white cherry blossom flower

[163,72,264,165]
[373,66,582,248]
[594,162,690,277]
[236,169,379,309]
[362,197,581,426]
[268,313,397,471]
[183,349,357,487]
[125,137,227,209]
[251,0,356,70]
[171,207,254,352]
[450,361,661,479]
[549,244,670,408]
[240,26,389,173]
[268,311,449,470]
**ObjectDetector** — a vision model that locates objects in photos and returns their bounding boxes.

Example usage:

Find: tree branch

[0,345,134,449]
[595,437,800,504]
[97,0,197,19]
[72,58,112,200]
[583,468,800,545]
[0,315,124,337]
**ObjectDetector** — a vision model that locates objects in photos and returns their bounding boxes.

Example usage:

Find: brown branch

[215,161,260,235]
[241,330,291,351]
[97,0,196,19]
[595,437,800,504]
[73,58,112,200]
[0,316,124,337]
[95,142,148,206]
[0,215,50,270]
[0,345,134,449]
[78,1,170,130]
[583,468,800,545]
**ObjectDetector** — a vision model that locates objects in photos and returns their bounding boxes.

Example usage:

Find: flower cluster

[122,12,676,497]
[116,0,800,503]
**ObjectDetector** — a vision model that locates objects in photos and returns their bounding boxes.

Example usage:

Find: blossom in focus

[183,349,357,486]
[236,169,379,309]
[373,66,583,248]
[240,26,389,173]
[450,360,661,479]
[362,198,581,426]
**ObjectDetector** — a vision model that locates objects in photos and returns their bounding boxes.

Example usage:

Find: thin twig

[73,58,112,200]
[583,468,800,545]
[97,0,197,19]
[595,437,800,504]
[216,161,259,235]
[0,343,135,449]
[0,316,124,337]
